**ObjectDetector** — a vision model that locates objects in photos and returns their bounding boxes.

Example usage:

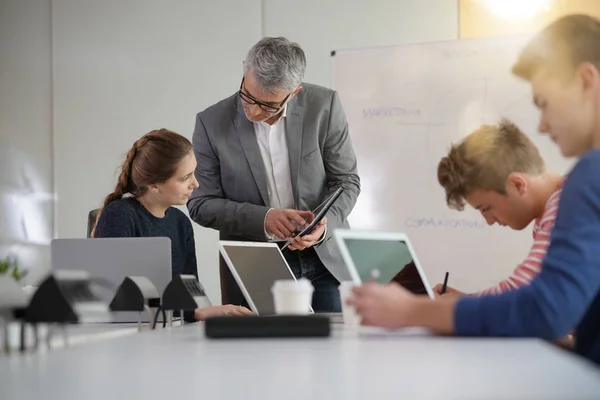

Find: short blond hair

[437,119,545,210]
[513,14,600,81]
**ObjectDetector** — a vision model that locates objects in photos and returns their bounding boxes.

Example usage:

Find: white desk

[1,320,181,352]
[1,323,600,399]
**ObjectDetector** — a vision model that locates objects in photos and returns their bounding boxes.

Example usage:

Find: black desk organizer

[204,315,330,339]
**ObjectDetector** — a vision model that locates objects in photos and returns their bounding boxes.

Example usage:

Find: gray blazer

[187,83,360,288]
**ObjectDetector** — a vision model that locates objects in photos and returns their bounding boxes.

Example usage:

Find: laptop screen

[219,244,296,315]
[342,238,429,295]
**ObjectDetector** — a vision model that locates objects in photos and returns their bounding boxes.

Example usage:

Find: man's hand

[432,284,465,298]
[288,217,327,251]
[265,209,314,240]
[194,305,253,321]
[347,282,416,329]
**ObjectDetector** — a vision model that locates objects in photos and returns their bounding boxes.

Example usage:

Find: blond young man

[432,120,563,296]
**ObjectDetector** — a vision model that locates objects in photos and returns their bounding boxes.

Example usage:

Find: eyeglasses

[238,77,292,114]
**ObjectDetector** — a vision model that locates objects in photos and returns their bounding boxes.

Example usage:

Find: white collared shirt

[253,106,295,211]
[253,106,327,244]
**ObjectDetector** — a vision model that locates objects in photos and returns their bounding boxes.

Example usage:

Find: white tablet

[334,230,435,299]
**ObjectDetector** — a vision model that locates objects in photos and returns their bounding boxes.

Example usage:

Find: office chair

[87,209,100,238]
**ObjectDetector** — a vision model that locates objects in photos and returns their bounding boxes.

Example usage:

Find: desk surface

[1,323,600,400]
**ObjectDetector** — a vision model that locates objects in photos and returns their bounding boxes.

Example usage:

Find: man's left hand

[288,217,327,251]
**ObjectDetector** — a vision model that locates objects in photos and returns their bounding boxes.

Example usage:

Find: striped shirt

[476,187,562,296]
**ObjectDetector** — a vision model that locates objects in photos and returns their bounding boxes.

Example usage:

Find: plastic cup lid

[272,278,313,292]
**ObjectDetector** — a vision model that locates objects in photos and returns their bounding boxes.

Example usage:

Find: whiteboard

[332,36,574,292]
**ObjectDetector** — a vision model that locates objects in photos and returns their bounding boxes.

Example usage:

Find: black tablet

[281,187,344,251]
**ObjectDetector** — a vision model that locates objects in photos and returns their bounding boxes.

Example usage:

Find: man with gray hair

[188,37,360,312]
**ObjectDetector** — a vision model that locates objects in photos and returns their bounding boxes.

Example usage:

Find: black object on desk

[205,315,331,339]
[25,270,110,324]
[153,274,211,329]
[162,274,211,311]
[110,276,161,331]
[110,276,160,311]
[20,270,111,352]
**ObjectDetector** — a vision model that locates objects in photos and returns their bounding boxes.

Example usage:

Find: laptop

[51,237,173,322]
[218,241,311,316]
[333,230,435,299]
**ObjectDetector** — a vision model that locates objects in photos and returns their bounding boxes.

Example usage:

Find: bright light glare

[479,0,550,21]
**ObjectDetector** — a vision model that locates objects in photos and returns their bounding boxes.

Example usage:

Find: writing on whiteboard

[405,217,486,229]
[363,107,421,118]
[441,43,517,59]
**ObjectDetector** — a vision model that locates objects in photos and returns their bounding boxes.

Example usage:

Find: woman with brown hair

[93,128,252,321]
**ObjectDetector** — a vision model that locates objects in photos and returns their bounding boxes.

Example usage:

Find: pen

[441,272,449,294]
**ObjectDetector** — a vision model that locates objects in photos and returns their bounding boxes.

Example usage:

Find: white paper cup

[271,278,314,315]
[339,281,361,328]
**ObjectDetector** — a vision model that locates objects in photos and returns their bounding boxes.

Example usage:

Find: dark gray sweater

[94,198,198,321]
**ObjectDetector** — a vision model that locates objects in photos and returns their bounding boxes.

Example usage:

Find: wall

[0,0,53,284]
[4,0,458,302]
[264,0,458,87]
[52,0,262,303]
